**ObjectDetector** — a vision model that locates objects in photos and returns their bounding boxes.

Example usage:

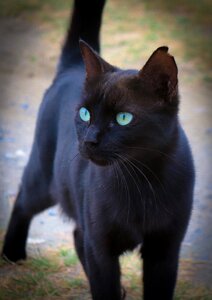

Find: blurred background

[0,0,212,299]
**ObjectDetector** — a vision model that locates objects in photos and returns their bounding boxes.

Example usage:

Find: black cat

[2,0,195,299]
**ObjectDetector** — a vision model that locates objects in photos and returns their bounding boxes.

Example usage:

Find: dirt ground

[0,15,212,288]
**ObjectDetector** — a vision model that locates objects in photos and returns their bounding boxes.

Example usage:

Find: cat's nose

[84,140,98,150]
[84,126,100,149]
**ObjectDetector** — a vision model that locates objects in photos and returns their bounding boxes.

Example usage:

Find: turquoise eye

[116,112,133,126]
[79,107,90,122]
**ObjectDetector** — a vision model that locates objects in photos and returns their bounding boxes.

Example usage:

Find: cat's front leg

[84,237,123,300]
[141,233,182,300]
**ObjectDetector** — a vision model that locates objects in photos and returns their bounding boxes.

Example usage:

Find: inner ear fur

[139,46,178,100]
[79,39,115,81]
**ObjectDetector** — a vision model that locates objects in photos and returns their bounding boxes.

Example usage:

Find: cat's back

[36,66,84,140]
[177,124,195,178]
[40,66,84,119]
[161,124,195,221]
[24,66,85,189]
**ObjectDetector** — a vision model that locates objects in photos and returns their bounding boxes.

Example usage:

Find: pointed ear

[139,46,178,100]
[79,39,114,81]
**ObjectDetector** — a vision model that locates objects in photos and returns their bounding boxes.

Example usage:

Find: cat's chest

[74,161,172,235]
[90,181,167,232]
[92,173,161,220]
[107,222,143,255]
[97,199,171,255]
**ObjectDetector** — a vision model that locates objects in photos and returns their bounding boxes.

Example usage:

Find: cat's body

[2,1,195,299]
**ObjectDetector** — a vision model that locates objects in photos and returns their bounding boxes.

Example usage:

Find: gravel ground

[0,17,212,286]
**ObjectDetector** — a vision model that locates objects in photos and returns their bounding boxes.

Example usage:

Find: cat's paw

[1,246,27,263]
[121,286,126,299]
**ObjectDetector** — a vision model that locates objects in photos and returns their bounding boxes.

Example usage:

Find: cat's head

[75,40,179,166]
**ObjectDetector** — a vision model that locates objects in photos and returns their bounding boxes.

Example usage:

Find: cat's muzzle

[79,142,112,166]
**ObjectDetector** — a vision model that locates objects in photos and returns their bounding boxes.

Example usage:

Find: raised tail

[58,0,106,74]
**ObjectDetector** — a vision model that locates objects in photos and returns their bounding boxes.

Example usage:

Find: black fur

[2,1,194,299]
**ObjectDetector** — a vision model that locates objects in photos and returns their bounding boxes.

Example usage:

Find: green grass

[66,277,84,289]
[102,0,212,77]
[0,271,60,300]
[0,249,212,300]
[59,248,78,267]
[0,0,211,81]
[176,281,212,300]
[0,233,211,299]
[27,256,60,273]
[0,0,71,17]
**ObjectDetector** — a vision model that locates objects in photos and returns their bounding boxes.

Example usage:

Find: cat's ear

[139,46,178,100]
[79,39,114,80]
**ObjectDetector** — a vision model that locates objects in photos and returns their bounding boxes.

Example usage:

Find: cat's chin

[89,156,110,166]
[80,151,111,166]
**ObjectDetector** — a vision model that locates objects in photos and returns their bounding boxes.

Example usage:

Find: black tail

[58,0,106,74]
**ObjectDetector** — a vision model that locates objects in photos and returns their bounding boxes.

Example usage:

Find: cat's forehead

[85,70,141,109]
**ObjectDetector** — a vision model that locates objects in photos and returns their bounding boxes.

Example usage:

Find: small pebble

[21,103,29,110]
[206,128,212,135]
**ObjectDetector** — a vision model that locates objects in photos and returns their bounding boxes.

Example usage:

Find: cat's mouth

[82,151,111,166]
[79,144,113,166]
[88,155,110,166]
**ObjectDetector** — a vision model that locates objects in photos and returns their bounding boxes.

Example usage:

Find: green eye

[116,112,133,126]
[79,107,90,122]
